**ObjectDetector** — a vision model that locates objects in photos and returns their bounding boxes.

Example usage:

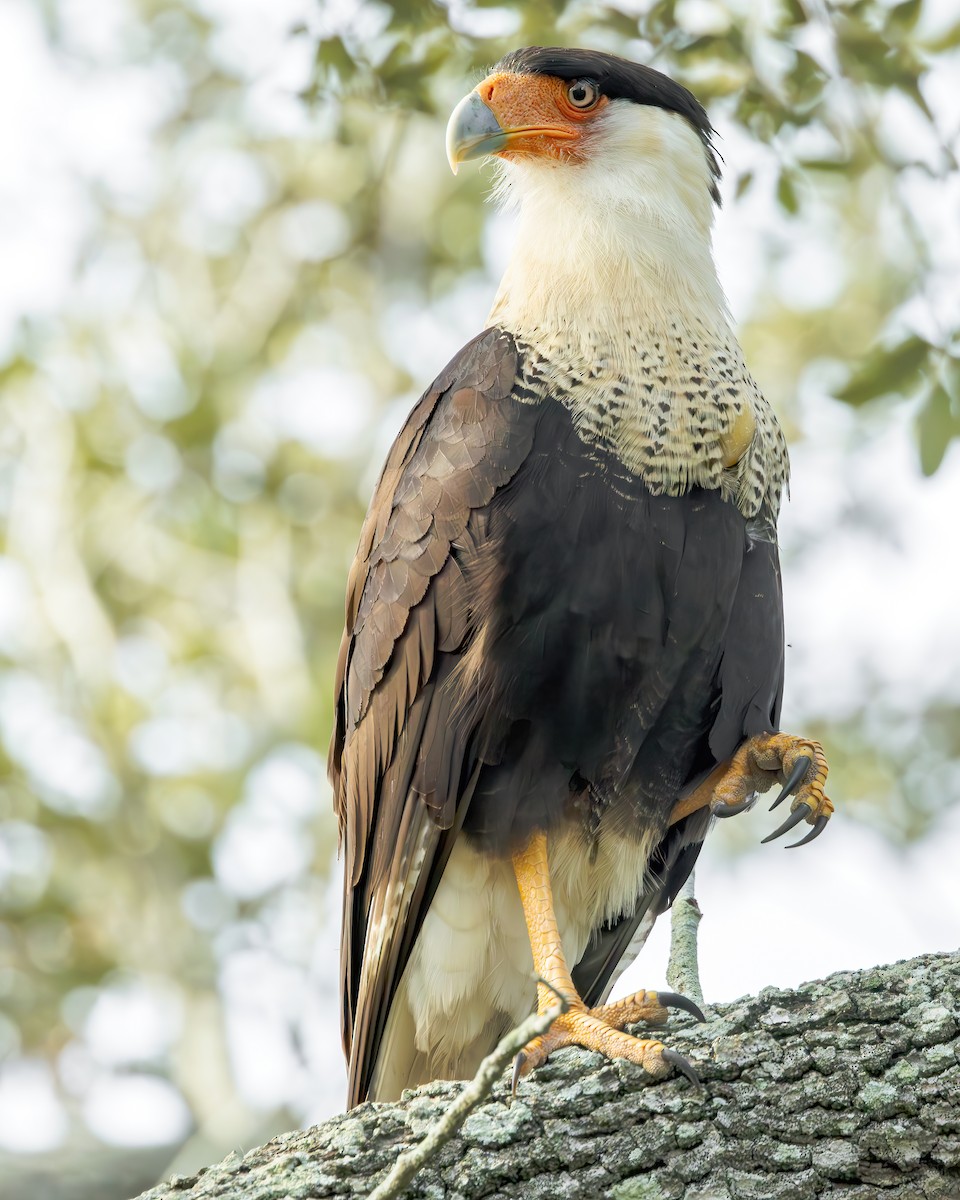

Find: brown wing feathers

[331,330,515,875]
[329,328,538,1099]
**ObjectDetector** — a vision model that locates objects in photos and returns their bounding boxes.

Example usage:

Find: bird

[329,46,833,1108]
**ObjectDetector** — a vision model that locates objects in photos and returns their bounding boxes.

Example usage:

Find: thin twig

[367,984,568,1200]
[666,870,705,1010]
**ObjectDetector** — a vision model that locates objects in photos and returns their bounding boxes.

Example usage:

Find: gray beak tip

[445,91,507,173]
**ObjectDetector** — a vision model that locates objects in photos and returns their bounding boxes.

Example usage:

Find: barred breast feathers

[508,325,788,523]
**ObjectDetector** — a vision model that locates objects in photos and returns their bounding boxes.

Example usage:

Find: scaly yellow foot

[669,732,833,848]
[511,833,704,1092]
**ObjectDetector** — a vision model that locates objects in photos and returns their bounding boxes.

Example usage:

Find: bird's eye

[567,80,599,109]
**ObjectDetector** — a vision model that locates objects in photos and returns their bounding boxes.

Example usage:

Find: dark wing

[329,327,538,1106]
[572,527,785,1005]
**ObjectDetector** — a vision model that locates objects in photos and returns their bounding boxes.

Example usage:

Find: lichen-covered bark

[137,952,960,1200]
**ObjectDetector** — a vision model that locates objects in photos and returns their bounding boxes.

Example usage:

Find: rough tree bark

[137,951,960,1200]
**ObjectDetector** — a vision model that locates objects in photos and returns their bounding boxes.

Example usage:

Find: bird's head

[447,49,726,335]
[446,48,720,215]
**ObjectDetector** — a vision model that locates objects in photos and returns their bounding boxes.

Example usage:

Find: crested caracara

[330,47,833,1107]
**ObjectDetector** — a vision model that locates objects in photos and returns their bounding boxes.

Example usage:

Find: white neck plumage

[487,102,729,351]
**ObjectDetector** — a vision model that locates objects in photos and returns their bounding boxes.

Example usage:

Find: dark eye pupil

[568,81,596,107]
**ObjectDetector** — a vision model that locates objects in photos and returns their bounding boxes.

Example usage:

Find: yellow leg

[511,833,703,1088]
[669,732,833,848]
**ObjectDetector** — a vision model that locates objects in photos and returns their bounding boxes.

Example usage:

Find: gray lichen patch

[855,1079,914,1118]
[610,1176,668,1199]
[810,1137,859,1179]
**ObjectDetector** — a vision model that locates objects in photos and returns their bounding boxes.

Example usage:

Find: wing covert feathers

[330,328,521,882]
[329,328,535,1101]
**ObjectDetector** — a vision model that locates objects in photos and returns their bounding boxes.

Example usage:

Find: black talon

[713,796,753,818]
[761,801,812,844]
[661,1048,701,1086]
[787,813,829,849]
[769,755,812,811]
[511,1051,526,1097]
[658,992,707,1023]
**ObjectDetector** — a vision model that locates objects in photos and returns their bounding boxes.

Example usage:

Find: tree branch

[666,869,706,1011]
[137,951,960,1200]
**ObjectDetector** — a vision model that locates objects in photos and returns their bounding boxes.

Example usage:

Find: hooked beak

[445,77,583,174]
[445,91,510,174]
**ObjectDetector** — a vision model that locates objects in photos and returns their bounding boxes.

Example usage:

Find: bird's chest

[456,401,747,850]
[513,326,787,521]
[483,408,745,693]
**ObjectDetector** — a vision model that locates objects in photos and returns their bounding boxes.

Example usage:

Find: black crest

[494,47,721,201]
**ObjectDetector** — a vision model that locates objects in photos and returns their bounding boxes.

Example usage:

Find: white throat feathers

[489,102,725,337]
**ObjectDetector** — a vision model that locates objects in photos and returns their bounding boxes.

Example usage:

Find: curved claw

[714,796,753,819]
[761,801,812,844]
[769,755,812,811]
[657,992,707,1023]
[786,813,830,849]
[661,1047,701,1086]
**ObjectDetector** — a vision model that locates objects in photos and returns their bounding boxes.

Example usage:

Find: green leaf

[799,157,850,172]
[888,0,922,31]
[917,383,960,475]
[944,357,960,401]
[788,50,828,110]
[924,20,960,51]
[777,170,799,214]
[735,170,754,199]
[596,9,643,39]
[836,336,931,406]
[780,0,807,28]
[314,35,358,84]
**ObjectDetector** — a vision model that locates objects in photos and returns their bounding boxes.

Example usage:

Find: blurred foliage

[0,0,958,1189]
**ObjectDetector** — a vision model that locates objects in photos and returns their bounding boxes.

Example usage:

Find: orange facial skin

[474,72,610,164]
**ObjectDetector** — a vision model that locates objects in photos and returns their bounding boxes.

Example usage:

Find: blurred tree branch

[135,951,960,1200]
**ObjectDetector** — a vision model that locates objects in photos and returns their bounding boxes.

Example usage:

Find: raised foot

[714,732,833,848]
[513,989,704,1092]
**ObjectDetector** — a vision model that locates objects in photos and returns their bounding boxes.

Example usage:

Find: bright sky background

[0,0,958,1177]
